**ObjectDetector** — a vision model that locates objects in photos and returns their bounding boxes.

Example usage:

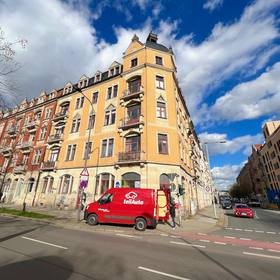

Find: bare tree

[0,26,28,110]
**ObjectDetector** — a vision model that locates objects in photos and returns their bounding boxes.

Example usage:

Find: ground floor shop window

[122,172,140,188]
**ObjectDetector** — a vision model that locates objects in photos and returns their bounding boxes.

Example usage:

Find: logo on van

[124,192,144,205]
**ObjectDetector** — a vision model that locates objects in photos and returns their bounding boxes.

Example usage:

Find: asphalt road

[0,214,280,280]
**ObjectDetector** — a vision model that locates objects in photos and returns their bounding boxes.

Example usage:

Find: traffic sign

[80,181,87,189]
[205,185,211,194]
[80,167,89,176]
[115,182,120,188]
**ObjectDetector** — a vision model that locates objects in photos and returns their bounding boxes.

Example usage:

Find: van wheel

[88,214,98,226]
[135,218,147,231]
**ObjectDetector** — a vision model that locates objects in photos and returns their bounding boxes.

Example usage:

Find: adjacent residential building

[0,32,213,215]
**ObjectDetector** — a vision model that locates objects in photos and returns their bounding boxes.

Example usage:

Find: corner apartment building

[0,32,212,214]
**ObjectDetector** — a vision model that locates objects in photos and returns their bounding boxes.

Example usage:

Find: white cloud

[203,0,223,12]
[198,132,264,156]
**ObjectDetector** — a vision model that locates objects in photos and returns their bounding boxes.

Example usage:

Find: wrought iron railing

[119,114,143,127]
[118,150,145,162]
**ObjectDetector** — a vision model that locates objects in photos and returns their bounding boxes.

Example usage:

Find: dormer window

[96,75,100,82]
[115,67,119,74]
[64,86,72,95]
[110,69,114,76]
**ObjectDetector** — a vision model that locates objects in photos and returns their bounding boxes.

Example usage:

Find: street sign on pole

[80,167,89,176]
[205,185,211,194]
[168,173,177,182]
[115,182,120,188]
[80,181,87,189]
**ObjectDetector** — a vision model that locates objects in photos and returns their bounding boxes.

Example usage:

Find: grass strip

[0,208,56,218]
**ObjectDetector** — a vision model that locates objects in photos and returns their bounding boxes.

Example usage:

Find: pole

[76,87,94,221]
[176,175,181,227]
[205,143,217,219]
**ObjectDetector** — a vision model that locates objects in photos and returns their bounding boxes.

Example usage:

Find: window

[122,172,140,188]
[71,119,81,133]
[88,115,95,129]
[95,75,100,82]
[158,134,168,154]
[27,178,35,193]
[101,174,110,194]
[271,151,276,159]
[24,115,30,125]
[92,92,98,104]
[39,127,47,140]
[75,97,84,109]
[33,149,42,165]
[274,162,279,170]
[115,67,119,74]
[50,149,60,162]
[157,102,166,118]
[45,108,52,119]
[42,178,48,193]
[113,85,118,97]
[60,104,69,115]
[65,144,76,161]
[104,110,116,125]
[48,178,54,193]
[126,136,140,152]
[156,56,163,65]
[131,58,138,67]
[107,87,112,99]
[127,104,141,123]
[128,79,141,94]
[83,142,92,159]
[23,154,29,164]
[101,138,114,157]
[268,141,272,148]
[99,192,114,205]
[110,69,114,76]
[58,175,74,194]
[156,76,164,89]
[160,174,170,189]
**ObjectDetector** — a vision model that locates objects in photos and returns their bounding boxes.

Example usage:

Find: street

[0,209,280,280]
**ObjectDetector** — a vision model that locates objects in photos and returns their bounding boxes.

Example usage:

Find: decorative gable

[105,104,116,111]
[38,90,47,103]
[63,82,73,95]
[20,98,28,111]
[73,113,82,120]
[123,34,144,56]
[78,74,89,88]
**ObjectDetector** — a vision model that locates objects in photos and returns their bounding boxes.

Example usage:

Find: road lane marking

[199,240,210,242]
[269,249,280,253]
[171,236,180,238]
[198,233,207,235]
[139,267,191,280]
[244,252,280,260]
[267,232,276,234]
[170,241,205,248]
[249,247,263,250]
[161,234,168,236]
[116,234,142,239]
[226,228,233,230]
[275,242,280,244]
[21,237,68,250]
[255,231,264,233]
[224,236,236,239]
[245,230,253,232]
[214,242,226,245]
[240,238,251,240]
[235,228,243,231]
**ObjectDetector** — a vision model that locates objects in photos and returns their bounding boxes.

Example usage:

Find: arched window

[27,178,35,193]
[58,175,74,194]
[122,172,140,188]
[95,173,115,195]
[160,174,170,189]
[42,176,54,193]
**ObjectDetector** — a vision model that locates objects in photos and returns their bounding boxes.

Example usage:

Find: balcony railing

[20,141,34,153]
[2,145,12,154]
[47,133,65,144]
[52,111,69,122]
[41,161,58,171]
[119,114,144,128]
[117,150,145,162]
[7,126,19,135]
[121,85,144,99]
[26,119,40,132]
[14,165,26,174]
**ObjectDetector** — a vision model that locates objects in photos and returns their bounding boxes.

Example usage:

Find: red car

[233,204,254,218]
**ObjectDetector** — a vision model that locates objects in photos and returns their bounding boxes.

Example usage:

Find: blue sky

[1,0,280,190]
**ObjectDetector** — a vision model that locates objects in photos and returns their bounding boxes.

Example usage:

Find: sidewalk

[0,203,227,236]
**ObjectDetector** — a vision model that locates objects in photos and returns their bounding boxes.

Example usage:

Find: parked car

[222,200,232,209]
[233,204,254,218]
[248,198,261,207]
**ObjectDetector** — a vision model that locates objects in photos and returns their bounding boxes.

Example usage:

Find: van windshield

[99,193,114,205]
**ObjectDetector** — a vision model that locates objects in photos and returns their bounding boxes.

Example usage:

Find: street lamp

[73,85,94,221]
[203,140,226,219]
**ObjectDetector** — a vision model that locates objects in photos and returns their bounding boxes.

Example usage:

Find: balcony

[7,126,19,137]
[52,111,69,123]
[0,166,7,174]
[118,115,144,136]
[41,161,58,171]
[115,150,146,167]
[26,119,40,133]
[47,134,65,145]
[120,85,145,106]
[14,165,26,175]
[2,145,12,157]
[20,141,34,154]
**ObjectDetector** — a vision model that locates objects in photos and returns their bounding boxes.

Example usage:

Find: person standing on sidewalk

[170,203,176,229]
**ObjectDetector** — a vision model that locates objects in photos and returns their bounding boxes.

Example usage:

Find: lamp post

[203,140,226,219]
[73,85,94,221]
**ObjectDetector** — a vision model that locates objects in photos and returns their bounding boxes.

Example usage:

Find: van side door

[97,193,114,223]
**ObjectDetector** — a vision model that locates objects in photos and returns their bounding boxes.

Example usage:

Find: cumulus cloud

[198,132,264,156]
[203,0,223,12]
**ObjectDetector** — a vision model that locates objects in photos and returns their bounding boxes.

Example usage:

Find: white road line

[198,233,207,235]
[116,234,142,239]
[256,231,264,233]
[269,249,280,253]
[171,235,180,238]
[21,237,68,250]
[139,267,191,280]
[240,238,251,241]
[199,240,210,242]
[170,241,205,248]
[267,232,276,234]
[244,252,280,260]
[161,234,168,236]
[275,242,280,244]
[226,228,233,230]
[245,229,253,232]
[224,236,236,239]
[214,242,226,245]
[249,247,263,250]
[235,228,243,231]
